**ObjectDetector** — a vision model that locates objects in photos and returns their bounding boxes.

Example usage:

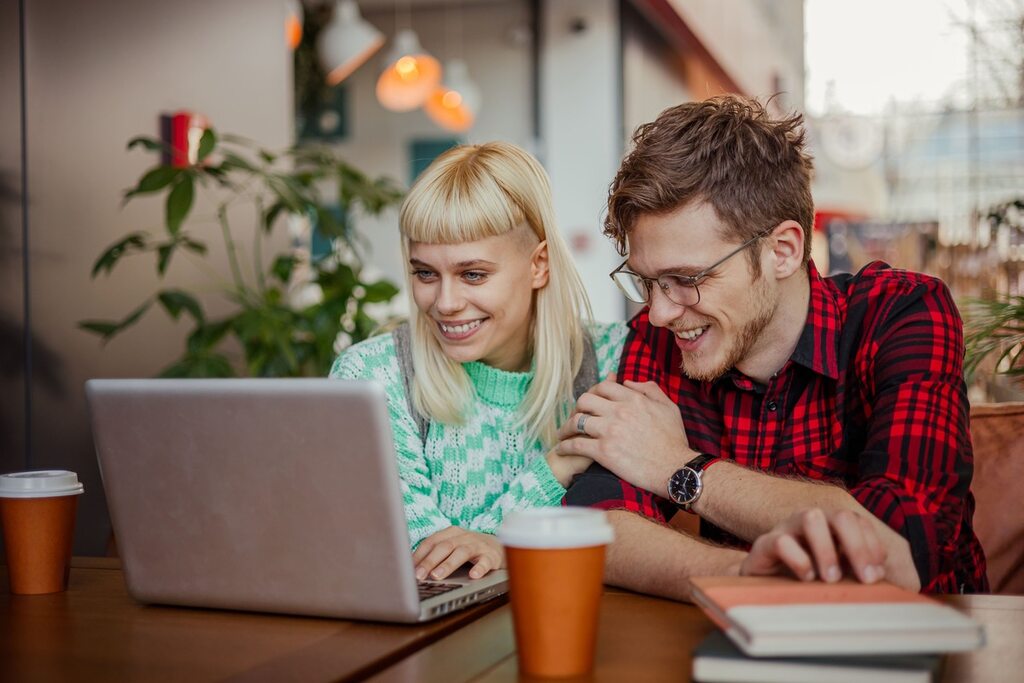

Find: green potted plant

[80,129,404,377]
[962,198,1024,396]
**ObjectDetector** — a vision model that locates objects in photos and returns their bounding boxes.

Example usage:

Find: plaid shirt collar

[788,260,841,380]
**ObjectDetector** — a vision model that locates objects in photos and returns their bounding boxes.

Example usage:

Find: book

[692,630,943,683]
[689,576,984,657]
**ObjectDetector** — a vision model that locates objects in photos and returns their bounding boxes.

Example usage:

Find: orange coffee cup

[0,470,84,595]
[498,508,614,678]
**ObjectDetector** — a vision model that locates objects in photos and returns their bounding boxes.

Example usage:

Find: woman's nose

[434,279,466,315]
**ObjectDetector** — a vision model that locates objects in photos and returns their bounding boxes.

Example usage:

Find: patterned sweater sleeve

[329,336,453,548]
[455,322,631,535]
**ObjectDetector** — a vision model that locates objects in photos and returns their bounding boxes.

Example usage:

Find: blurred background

[2,0,1022,555]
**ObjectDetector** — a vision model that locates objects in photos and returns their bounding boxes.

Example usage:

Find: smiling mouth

[437,318,486,340]
[674,324,709,342]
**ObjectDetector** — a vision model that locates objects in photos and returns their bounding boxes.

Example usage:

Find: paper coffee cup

[0,470,84,595]
[498,508,614,678]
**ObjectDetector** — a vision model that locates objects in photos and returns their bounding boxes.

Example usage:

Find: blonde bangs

[400,149,527,245]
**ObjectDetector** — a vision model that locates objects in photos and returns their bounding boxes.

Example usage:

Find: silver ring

[576,414,588,435]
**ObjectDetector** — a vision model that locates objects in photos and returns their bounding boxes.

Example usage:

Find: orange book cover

[688,576,983,658]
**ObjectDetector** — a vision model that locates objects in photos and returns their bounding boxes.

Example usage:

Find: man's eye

[463,271,487,283]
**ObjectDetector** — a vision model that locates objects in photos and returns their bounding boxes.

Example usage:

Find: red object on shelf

[159,110,210,168]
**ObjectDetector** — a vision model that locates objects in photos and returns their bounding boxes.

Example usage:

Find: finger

[557,412,600,441]
[555,435,600,460]
[588,380,644,401]
[574,392,616,418]
[858,515,888,580]
[430,544,474,580]
[622,380,674,405]
[415,540,456,581]
[797,509,842,583]
[468,553,494,579]
[773,533,817,581]
[741,533,786,576]
[831,510,878,584]
[412,526,458,565]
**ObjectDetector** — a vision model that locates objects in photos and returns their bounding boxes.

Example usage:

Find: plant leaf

[271,254,298,283]
[125,166,180,200]
[221,151,257,173]
[181,236,208,255]
[158,289,204,322]
[159,351,237,378]
[157,243,175,275]
[78,299,153,342]
[126,136,169,152]
[187,318,234,353]
[361,279,399,303]
[196,128,217,162]
[166,174,194,235]
[90,232,150,277]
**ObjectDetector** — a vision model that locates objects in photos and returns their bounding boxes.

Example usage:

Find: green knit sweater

[329,322,628,549]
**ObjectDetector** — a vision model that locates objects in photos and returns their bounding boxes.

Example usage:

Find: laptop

[85,378,508,623]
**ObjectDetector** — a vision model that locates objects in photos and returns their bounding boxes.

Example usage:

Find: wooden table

[0,558,503,682]
[3,559,1022,682]
[369,590,1024,682]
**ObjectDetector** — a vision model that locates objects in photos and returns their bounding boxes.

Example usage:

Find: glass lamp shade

[285,0,304,51]
[375,29,442,112]
[319,0,385,86]
[424,60,481,132]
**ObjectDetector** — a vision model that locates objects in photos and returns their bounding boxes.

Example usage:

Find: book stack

[689,576,985,683]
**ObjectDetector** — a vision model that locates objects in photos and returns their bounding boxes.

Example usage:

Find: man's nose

[646,286,686,328]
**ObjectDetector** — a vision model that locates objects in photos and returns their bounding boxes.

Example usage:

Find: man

[558,95,987,601]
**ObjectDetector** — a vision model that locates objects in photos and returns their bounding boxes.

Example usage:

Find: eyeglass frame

[609,225,778,307]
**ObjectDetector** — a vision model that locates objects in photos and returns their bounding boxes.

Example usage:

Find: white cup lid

[497,508,614,549]
[0,470,84,498]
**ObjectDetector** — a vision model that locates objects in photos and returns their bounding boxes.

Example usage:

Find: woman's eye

[462,271,487,283]
[411,269,437,281]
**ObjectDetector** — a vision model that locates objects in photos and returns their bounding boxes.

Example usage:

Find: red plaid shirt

[565,261,988,594]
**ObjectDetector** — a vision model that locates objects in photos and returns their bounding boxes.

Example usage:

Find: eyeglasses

[609,226,776,307]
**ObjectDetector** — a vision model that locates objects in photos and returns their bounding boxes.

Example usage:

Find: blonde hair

[400,142,592,446]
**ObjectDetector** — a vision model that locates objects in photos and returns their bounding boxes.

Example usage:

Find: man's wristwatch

[666,453,722,511]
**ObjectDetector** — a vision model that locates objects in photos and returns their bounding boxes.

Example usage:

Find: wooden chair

[969,402,1024,595]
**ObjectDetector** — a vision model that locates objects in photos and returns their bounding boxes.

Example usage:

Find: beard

[679,275,777,382]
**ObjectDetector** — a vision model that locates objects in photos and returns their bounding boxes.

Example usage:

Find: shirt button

[766,400,778,412]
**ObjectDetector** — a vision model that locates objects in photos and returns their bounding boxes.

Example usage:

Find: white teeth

[675,326,707,341]
[440,320,482,334]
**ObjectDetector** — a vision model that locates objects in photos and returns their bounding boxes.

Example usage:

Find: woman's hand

[546,447,592,487]
[413,526,505,581]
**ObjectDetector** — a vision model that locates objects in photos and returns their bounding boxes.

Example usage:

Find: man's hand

[739,508,888,584]
[556,378,694,494]
[412,526,505,581]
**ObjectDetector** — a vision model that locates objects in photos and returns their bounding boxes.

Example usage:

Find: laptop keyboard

[418,581,462,600]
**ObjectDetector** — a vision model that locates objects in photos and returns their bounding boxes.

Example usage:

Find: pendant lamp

[285,0,304,51]
[375,28,441,112]
[319,0,385,86]
[424,60,481,132]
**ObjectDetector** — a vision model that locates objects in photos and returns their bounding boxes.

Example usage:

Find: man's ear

[768,221,804,279]
[530,240,550,289]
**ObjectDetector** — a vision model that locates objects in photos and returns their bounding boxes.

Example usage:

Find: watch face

[668,467,701,505]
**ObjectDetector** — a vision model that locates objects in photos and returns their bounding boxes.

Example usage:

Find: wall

[0,0,291,554]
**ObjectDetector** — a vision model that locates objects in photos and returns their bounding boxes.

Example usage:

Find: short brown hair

[605,95,815,270]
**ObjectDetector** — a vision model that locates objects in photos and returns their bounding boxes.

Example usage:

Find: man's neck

[735,269,811,385]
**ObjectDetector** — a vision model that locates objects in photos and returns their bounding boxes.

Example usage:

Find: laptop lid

[85,378,505,623]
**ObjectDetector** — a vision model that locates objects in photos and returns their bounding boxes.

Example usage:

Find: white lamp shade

[424,60,481,132]
[319,0,385,86]
[375,29,442,112]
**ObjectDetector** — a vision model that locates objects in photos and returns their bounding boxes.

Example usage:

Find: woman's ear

[530,240,550,289]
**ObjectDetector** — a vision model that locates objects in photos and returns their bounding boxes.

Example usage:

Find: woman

[330,142,626,582]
